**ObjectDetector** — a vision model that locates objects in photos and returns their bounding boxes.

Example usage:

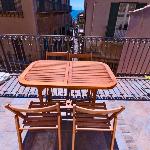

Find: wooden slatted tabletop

[19,60,117,104]
[68,61,117,89]
[19,60,117,90]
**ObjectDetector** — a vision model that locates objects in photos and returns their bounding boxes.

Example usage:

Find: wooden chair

[69,53,92,61]
[45,51,69,103]
[46,51,69,60]
[29,101,72,119]
[72,103,125,150]
[5,103,61,150]
[68,53,93,102]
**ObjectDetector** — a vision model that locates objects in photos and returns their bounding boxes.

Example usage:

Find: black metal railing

[0,35,150,76]
[36,0,71,13]
[0,11,23,17]
[0,0,23,17]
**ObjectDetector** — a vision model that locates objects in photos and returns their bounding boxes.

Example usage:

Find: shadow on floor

[23,121,119,150]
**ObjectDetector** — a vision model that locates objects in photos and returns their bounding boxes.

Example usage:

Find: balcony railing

[37,1,71,13]
[53,3,71,12]
[0,10,23,17]
[0,1,23,18]
[0,35,150,76]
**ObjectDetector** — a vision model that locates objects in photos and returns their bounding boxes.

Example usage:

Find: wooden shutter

[14,0,22,11]
[1,0,16,11]
[105,3,120,37]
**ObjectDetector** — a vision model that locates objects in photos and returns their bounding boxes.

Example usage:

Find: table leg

[38,87,44,106]
[91,89,97,103]
[47,88,52,102]
[87,89,91,102]
[67,89,71,100]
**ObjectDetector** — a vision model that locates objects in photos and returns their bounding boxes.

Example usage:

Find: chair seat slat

[24,116,57,122]
[77,122,111,129]
[76,113,108,118]
[23,120,57,127]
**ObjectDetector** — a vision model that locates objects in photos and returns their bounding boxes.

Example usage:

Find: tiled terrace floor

[1,98,150,150]
[0,75,150,101]
[0,75,150,150]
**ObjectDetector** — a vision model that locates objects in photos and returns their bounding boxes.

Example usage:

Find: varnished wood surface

[72,104,124,150]
[5,103,62,150]
[19,60,117,90]
[46,52,69,60]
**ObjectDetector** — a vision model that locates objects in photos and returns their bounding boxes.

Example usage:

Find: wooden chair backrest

[73,104,125,120]
[69,53,92,61]
[46,51,69,60]
[5,103,60,119]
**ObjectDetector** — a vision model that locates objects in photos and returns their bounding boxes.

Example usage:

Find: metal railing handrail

[1,34,150,39]
[0,35,149,76]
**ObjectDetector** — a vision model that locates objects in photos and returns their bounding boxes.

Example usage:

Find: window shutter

[105,3,120,37]
[14,0,22,11]
[38,0,45,12]
[0,1,2,12]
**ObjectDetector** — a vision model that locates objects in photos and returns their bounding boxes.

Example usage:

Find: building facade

[0,0,72,66]
[36,0,72,34]
[0,0,71,34]
[84,0,149,37]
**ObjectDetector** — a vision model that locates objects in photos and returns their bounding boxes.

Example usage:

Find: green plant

[145,76,150,80]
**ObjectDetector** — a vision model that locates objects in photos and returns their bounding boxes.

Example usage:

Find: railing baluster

[6,36,14,73]
[0,34,149,76]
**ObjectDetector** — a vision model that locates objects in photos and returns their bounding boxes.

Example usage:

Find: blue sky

[70,0,84,10]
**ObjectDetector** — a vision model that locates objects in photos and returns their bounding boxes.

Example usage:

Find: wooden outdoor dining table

[19,60,117,105]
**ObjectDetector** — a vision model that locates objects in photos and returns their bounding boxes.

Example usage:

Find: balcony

[53,3,72,13]
[0,1,23,18]
[36,1,71,15]
[0,34,150,149]
[0,10,23,18]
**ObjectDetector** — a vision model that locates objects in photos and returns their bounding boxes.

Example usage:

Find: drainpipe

[90,0,96,36]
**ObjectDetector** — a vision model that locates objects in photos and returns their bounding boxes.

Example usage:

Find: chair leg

[110,131,115,150]
[87,89,91,102]
[58,116,62,150]
[67,89,71,100]
[110,118,117,150]
[15,115,23,150]
[72,129,76,150]
[72,121,76,150]
[46,88,52,103]
[91,89,97,104]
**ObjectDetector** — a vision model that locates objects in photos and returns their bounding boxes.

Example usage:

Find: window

[0,0,23,17]
[116,3,136,30]
[106,2,147,37]
[37,0,53,12]
[37,0,45,12]
[116,2,147,31]
[1,0,16,11]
